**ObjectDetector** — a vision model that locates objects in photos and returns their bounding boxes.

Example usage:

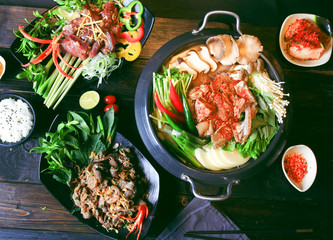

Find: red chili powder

[284,153,308,183]
[286,19,324,49]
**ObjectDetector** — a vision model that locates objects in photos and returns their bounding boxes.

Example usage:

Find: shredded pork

[71,147,148,232]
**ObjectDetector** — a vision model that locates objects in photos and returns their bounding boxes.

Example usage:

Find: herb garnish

[31,108,117,185]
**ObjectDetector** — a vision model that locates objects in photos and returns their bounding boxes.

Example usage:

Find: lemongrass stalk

[44,57,73,106]
[44,59,67,103]
[37,58,56,96]
[44,56,55,76]
[41,68,60,98]
[44,67,67,106]
[44,53,72,100]
[43,54,72,98]
[45,56,77,107]
[52,57,86,109]
[46,57,80,108]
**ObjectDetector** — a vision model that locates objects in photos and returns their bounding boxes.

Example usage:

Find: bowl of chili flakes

[282,145,317,192]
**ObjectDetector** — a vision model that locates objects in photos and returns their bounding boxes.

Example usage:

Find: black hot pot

[135,11,291,200]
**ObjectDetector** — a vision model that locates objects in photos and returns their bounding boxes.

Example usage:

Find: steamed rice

[0,98,34,143]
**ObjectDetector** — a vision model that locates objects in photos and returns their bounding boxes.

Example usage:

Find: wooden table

[0,0,332,239]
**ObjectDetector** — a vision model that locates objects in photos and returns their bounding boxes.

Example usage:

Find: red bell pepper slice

[121,21,144,43]
[52,31,65,44]
[18,25,52,44]
[21,31,65,67]
[57,50,82,69]
[53,44,73,79]
[169,81,184,114]
[154,91,185,123]
[21,43,53,67]
[124,11,138,19]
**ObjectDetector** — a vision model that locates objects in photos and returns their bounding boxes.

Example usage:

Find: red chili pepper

[52,31,65,44]
[20,29,74,80]
[169,81,184,114]
[57,50,82,69]
[53,44,73,79]
[21,31,65,67]
[21,43,53,67]
[121,21,144,43]
[154,91,185,123]
[120,204,149,240]
[19,25,53,44]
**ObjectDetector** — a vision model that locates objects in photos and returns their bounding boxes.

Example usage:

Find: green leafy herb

[70,206,81,215]
[14,10,57,60]
[55,0,87,12]
[31,109,117,185]
[55,0,111,11]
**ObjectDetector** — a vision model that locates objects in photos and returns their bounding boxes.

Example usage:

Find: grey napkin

[156,198,249,240]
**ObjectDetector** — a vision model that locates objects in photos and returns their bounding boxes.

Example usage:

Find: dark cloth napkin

[156,198,249,240]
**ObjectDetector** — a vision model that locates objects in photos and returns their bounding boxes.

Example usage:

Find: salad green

[31,108,117,185]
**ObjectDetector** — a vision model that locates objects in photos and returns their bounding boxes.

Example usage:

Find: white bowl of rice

[0,94,35,147]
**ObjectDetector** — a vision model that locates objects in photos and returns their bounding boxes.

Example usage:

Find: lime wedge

[79,90,100,110]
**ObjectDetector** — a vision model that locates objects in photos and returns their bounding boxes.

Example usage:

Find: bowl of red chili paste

[282,145,317,192]
[279,13,332,67]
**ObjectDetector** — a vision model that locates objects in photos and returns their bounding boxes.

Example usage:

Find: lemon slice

[79,90,100,110]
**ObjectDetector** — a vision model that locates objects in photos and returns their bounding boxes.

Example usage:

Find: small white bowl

[282,145,317,192]
[0,55,5,80]
[279,13,333,67]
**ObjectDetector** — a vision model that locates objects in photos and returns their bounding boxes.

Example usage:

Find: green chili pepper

[164,112,183,132]
[118,0,144,31]
[182,93,198,136]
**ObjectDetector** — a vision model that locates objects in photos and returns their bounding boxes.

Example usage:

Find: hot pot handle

[181,174,240,201]
[192,10,243,35]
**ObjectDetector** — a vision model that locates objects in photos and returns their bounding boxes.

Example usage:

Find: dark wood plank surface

[0,0,333,239]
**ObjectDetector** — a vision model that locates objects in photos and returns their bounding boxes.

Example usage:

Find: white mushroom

[219,35,239,66]
[184,50,211,73]
[197,46,218,72]
[206,35,239,66]
[236,34,263,65]
[206,35,225,60]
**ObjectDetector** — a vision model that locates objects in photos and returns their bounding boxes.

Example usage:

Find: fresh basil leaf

[68,111,90,140]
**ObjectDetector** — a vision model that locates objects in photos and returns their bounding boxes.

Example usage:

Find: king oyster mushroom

[197,46,218,71]
[169,58,198,79]
[206,34,239,66]
[236,34,263,65]
[184,50,211,73]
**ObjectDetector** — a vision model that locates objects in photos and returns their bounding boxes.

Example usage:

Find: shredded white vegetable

[251,73,290,123]
[82,52,121,87]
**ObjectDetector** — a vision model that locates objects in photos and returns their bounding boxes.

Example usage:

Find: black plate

[135,28,291,187]
[10,0,154,65]
[39,113,160,240]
